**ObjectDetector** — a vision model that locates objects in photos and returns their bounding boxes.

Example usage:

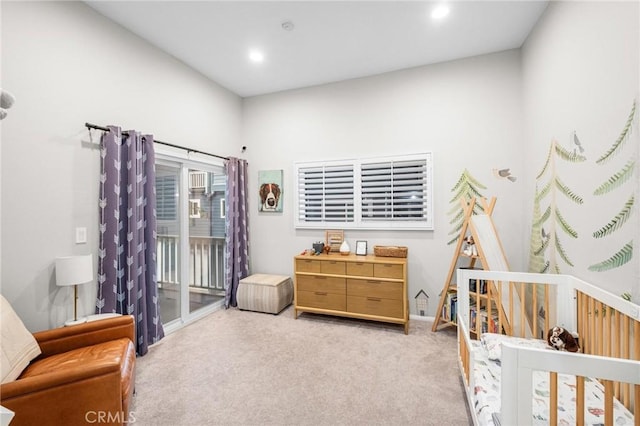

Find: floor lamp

[56,254,93,326]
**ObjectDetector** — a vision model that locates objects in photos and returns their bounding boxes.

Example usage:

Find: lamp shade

[55,254,93,287]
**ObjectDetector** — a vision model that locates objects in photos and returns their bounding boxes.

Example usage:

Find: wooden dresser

[293,254,409,334]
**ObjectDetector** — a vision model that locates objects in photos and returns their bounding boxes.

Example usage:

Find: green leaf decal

[555,143,587,163]
[596,100,636,164]
[536,145,553,180]
[588,241,633,272]
[535,206,551,227]
[449,182,483,203]
[540,261,550,274]
[535,181,552,202]
[554,234,574,267]
[592,195,634,238]
[534,237,550,256]
[555,177,584,204]
[555,208,578,238]
[447,235,460,246]
[448,209,464,225]
[593,160,635,195]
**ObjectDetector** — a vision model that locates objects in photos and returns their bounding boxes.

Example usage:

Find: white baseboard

[410,314,435,322]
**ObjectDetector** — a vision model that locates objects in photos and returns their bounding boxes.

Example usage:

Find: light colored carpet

[131,306,472,425]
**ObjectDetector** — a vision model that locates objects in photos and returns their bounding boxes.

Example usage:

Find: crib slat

[623,315,630,407]
[597,300,604,355]
[604,379,613,426]
[544,283,550,336]
[576,376,585,425]
[634,384,639,426]
[589,297,595,354]
[550,372,558,426]
[614,310,621,399]
[519,281,525,337]
[605,304,611,357]
[532,283,538,338]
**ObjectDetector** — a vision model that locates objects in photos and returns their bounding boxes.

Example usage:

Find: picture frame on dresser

[355,240,367,256]
[325,230,344,252]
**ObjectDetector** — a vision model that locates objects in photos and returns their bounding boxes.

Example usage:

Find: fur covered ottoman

[237,274,293,314]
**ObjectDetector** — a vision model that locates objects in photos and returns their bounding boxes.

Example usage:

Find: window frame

[294,153,433,231]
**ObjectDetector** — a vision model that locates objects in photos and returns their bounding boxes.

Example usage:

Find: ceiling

[86,1,549,98]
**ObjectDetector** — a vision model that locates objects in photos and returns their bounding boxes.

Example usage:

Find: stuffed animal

[463,235,478,256]
[547,326,580,352]
[0,88,16,120]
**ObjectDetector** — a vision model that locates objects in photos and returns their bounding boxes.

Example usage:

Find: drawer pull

[355,262,364,266]
[329,261,337,264]
[315,292,328,296]
[367,280,379,284]
[304,260,313,263]
[367,297,381,302]
[314,276,327,280]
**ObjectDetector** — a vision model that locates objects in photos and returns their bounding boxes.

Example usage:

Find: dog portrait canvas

[258,170,283,212]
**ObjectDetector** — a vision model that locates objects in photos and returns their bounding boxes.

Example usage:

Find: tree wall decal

[447,169,486,245]
[532,138,586,274]
[589,100,637,272]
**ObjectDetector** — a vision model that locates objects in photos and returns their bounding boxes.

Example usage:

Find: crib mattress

[470,341,635,426]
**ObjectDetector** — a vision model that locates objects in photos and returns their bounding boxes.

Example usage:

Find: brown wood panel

[346,262,373,277]
[346,279,402,300]
[297,275,345,294]
[373,263,403,279]
[347,295,402,318]
[320,260,346,275]
[295,259,321,273]
[297,290,346,311]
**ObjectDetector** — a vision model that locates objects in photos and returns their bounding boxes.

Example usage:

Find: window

[189,199,201,219]
[295,153,433,230]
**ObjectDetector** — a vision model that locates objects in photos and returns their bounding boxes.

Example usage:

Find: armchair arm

[0,361,120,399]
[33,315,135,358]
[0,363,122,425]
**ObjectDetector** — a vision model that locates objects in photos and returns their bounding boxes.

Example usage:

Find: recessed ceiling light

[431,4,450,20]
[249,50,264,63]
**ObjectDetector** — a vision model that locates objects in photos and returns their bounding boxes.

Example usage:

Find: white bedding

[471,340,635,426]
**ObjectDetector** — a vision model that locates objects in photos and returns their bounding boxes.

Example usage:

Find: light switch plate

[75,227,87,244]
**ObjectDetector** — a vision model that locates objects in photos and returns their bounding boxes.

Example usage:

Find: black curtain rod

[85,122,229,161]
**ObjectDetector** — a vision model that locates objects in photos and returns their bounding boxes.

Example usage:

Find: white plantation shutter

[295,153,432,230]
[296,163,354,225]
[361,159,428,222]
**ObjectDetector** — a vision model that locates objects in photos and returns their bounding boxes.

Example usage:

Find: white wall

[522,1,640,299]
[0,1,242,331]
[243,50,526,315]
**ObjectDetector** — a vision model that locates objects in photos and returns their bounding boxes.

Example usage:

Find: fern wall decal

[588,241,633,272]
[447,169,486,245]
[595,100,636,164]
[530,138,585,274]
[593,160,635,195]
[590,100,637,271]
[592,195,634,238]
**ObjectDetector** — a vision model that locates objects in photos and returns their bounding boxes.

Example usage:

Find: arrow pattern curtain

[97,126,164,356]
[224,157,249,308]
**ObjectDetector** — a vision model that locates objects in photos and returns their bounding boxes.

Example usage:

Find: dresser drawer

[373,263,403,279]
[320,260,346,275]
[346,279,402,300]
[347,295,402,318]
[295,259,321,273]
[298,291,346,311]
[346,262,373,277]
[297,275,345,294]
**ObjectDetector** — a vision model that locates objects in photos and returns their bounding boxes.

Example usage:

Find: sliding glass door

[155,158,226,327]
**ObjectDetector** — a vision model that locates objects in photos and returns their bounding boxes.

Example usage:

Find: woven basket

[373,245,408,258]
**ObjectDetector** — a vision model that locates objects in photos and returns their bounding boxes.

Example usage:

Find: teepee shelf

[431,197,511,335]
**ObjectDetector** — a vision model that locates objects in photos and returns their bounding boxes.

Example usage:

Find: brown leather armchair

[1,316,136,426]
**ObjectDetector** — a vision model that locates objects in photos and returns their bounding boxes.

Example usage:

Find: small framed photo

[355,240,367,256]
[325,230,344,253]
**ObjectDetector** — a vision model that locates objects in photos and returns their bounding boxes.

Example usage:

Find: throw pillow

[1,294,41,383]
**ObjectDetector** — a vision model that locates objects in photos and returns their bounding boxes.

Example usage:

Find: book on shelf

[469,304,499,334]
[441,290,458,324]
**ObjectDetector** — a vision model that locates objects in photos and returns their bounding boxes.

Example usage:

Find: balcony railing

[156,235,225,290]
